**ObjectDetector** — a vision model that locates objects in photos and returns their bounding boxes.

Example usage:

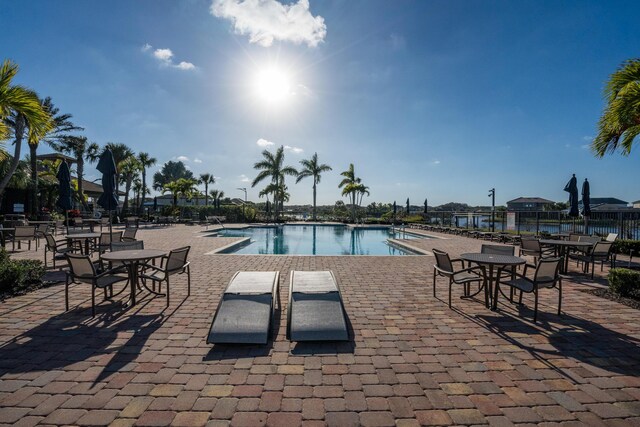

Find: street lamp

[488,188,495,232]
[237,187,247,222]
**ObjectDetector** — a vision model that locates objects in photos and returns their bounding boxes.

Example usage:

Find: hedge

[612,240,640,256]
[608,268,640,298]
[0,249,46,298]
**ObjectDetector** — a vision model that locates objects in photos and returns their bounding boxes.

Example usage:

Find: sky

[2,0,640,207]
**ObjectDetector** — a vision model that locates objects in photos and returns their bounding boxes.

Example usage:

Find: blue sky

[2,0,639,206]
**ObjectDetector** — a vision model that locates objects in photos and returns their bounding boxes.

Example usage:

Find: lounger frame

[207,271,280,344]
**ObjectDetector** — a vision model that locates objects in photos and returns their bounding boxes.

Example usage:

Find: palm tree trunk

[312,182,317,221]
[140,169,147,215]
[0,116,25,203]
[29,143,39,216]
[122,180,132,215]
[205,183,209,206]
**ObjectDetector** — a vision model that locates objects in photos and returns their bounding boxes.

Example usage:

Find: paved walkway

[1,225,639,426]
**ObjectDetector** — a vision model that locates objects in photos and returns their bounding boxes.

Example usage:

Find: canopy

[97,149,119,211]
[55,162,73,211]
[564,174,579,217]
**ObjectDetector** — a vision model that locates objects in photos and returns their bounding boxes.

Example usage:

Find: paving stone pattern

[1,225,639,426]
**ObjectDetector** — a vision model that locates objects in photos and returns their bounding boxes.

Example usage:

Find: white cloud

[581,144,590,149]
[284,145,304,154]
[176,155,190,162]
[582,135,592,141]
[143,44,196,71]
[194,158,203,163]
[432,160,441,165]
[239,174,251,183]
[257,138,275,147]
[211,0,327,48]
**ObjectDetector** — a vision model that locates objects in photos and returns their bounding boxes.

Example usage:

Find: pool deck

[1,224,639,426]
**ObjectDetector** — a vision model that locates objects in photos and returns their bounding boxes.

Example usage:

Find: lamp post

[237,187,247,222]
[488,188,495,232]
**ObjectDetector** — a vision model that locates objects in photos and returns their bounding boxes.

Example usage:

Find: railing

[421,210,640,240]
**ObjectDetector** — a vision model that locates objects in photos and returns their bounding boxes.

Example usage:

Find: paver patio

[1,225,639,426]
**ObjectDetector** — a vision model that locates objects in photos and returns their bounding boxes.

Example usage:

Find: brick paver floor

[1,224,639,426]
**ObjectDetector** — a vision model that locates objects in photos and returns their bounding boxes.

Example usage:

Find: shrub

[608,268,640,298]
[612,240,640,256]
[0,249,46,297]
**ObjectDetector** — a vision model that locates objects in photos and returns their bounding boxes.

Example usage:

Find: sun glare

[253,66,291,105]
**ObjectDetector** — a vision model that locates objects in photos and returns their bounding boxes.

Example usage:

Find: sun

[253,66,292,105]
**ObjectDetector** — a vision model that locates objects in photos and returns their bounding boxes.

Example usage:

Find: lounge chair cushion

[226,272,277,294]
[209,294,273,344]
[292,271,338,293]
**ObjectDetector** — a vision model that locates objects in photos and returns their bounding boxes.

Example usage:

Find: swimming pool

[213,225,426,255]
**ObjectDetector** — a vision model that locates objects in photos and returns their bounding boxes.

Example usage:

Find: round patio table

[461,253,526,309]
[101,249,167,307]
[65,232,100,255]
[539,239,595,273]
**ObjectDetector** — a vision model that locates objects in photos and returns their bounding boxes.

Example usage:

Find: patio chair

[122,227,138,242]
[105,240,145,271]
[208,271,280,344]
[519,238,555,264]
[44,233,74,269]
[139,246,191,306]
[494,257,563,322]
[432,249,485,308]
[97,231,123,254]
[569,241,614,279]
[605,233,618,242]
[287,270,349,341]
[100,216,110,231]
[65,253,128,316]
[10,225,37,251]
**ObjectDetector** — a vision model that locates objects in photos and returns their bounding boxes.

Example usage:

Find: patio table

[461,253,525,309]
[101,249,167,307]
[65,232,100,255]
[539,239,595,273]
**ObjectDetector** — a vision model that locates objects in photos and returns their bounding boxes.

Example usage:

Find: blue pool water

[213,225,425,255]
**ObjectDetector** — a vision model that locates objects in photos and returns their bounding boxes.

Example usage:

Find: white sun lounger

[287,271,349,341]
[207,271,280,344]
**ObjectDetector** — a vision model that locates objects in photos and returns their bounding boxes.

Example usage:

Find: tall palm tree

[199,173,215,206]
[137,152,156,214]
[0,59,52,200]
[27,97,82,215]
[338,163,361,222]
[252,146,297,221]
[592,59,640,157]
[119,157,141,215]
[50,135,99,211]
[104,142,134,197]
[163,178,198,208]
[296,152,332,221]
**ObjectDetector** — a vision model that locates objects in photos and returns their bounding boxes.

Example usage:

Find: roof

[632,200,640,204]
[36,153,76,163]
[506,197,554,204]
[591,204,636,211]
[590,197,628,205]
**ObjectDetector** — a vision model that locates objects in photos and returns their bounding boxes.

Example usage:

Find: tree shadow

[0,298,170,385]
[466,307,640,378]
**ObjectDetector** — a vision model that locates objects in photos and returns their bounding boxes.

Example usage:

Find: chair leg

[187,266,191,296]
[166,277,170,307]
[448,278,452,308]
[518,290,523,305]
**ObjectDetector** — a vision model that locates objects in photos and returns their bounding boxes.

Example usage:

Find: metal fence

[422,210,640,240]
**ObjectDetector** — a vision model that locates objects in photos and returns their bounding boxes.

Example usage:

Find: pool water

[213,225,425,255]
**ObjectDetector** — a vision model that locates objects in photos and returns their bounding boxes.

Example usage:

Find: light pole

[237,187,247,222]
[488,188,495,232]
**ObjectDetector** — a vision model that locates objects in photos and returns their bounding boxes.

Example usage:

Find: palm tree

[199,173,215,206]
[132,177,145,211]
[104,142,134,197]
[119,157,141,215]
[296,152,332,221]
[163,178,197,208]
[338,163,361,222]
[137,152,156,214]
[27,97,81,215]
[0,60,52,201]
[592,59,640,157]
[209,189,224,211]
[50,135,99,211]
[252,146,297,221]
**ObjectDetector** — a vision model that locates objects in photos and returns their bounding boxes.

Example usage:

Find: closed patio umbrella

[153,196,158,212]
[406,198,410,214]
[564,174,579,218]
[424,198,428,214]
[582,178,591,233]
[393,201,397,221]
[97,149,119,233]
[56,161,73,227]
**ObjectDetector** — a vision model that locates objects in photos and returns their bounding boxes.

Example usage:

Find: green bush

[0,249,46,297]
[612,240,640,256]
[608,268,640,298]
